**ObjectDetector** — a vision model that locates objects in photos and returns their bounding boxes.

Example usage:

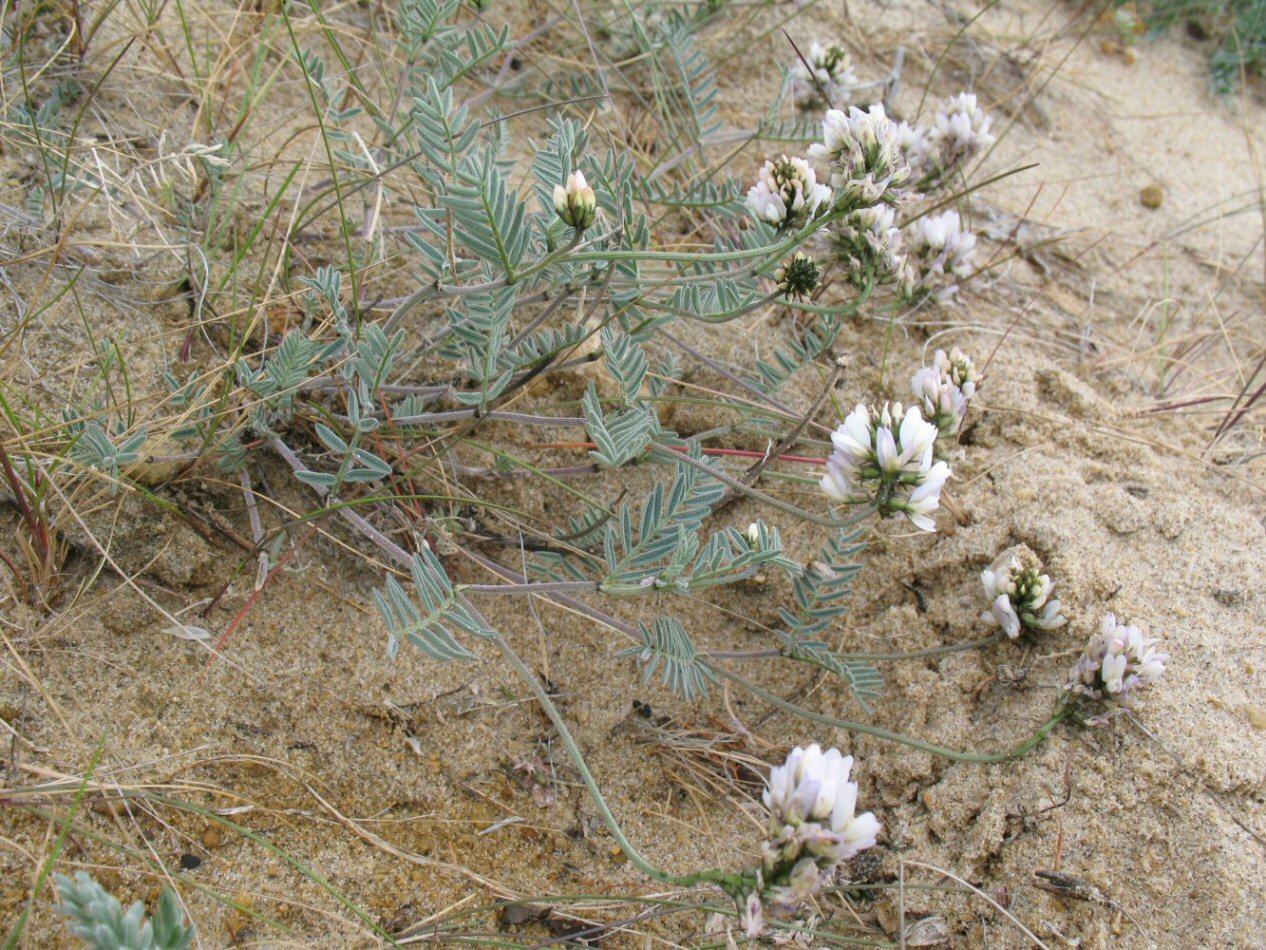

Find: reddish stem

[200,524,319,678]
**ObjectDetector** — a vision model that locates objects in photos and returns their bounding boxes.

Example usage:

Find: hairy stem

[491,631,746,893]
[714,666,1068,763]
[656,442,877,529]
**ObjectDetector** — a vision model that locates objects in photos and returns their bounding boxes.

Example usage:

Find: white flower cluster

[929,93,995,174]
[911,347,981,439]
[790,41,858,108]
[903,93,996,184]
[820,402,950,531]
[745,61,992,300]
[979,557,1067,638]
[746,155,833,229]
[808,104,912,205]
[903,209,977,300]
[1066,614,1167,720]
[834,204,909,287]
[742,744,880,936]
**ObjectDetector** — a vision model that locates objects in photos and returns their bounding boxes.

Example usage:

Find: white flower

[553,170,596,230]
[927,92,994,174]
[746,155,833,229]
[820,402,949,531]
[790,41,858,108]
[911,348,981,439]
[1068,614,1167,715]
[808,104,911,205]
[979,557,1066,639]
[903,209,977,300]
[900,464,951,532]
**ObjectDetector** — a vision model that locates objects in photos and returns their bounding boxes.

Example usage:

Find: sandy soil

[1,1,1264,948]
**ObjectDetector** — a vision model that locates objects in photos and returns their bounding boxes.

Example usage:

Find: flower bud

[553,171,596,230]
[774,252,821,300]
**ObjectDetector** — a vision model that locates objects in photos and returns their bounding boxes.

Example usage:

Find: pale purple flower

[927,93,995,174]
[904,209,977,300]
[912,348,980,440]
[912,364,968,437]
[894,119,932,183]
[941,347,980,399]
[741,890,765,938]
[835,204,909,287]
[1068,614,1167,716]
[757,744,881,920]
[767,858,823,911]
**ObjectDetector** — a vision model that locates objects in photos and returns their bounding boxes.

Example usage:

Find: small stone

[202,825,224,849]
[1213,587,1244,607]
[1140,185,1164,209]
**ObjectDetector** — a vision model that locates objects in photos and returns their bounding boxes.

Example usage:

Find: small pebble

[1246,705,1266,731]
[179,853,202,870]
[202,825,224,849]
[1140,185,1164,209]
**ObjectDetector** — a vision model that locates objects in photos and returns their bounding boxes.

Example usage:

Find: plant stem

[843,632,1003,662]
[714,666,1068,763]
[387,409,587,428]
[460,580,597,595]
[491,631,745,893]
[657,442,876,529]
[709,633,1003,664]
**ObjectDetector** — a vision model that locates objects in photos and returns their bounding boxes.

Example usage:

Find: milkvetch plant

[19,3,1154,943]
